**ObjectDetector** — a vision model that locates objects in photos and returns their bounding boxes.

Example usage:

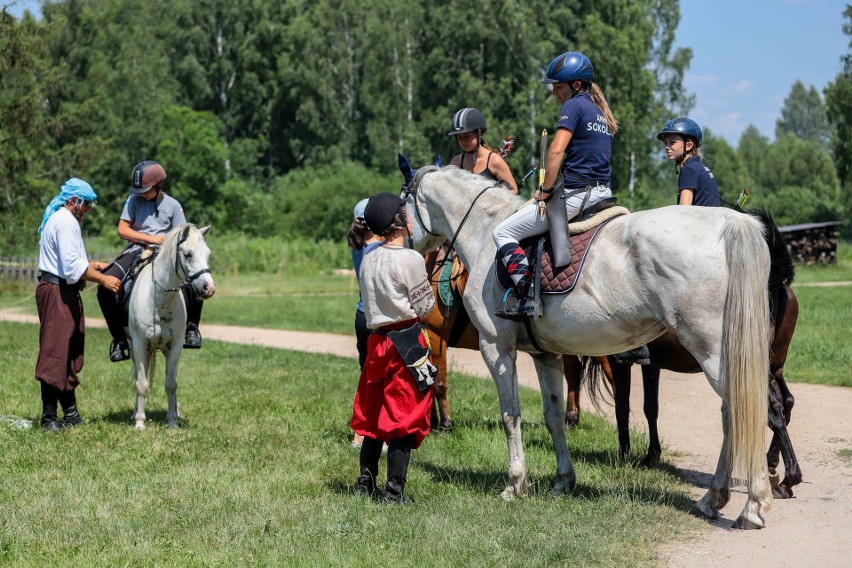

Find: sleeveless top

[460,151,498,181]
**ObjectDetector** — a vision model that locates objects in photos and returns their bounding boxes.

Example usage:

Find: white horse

[404,166,772,529]
[126,224,216,430]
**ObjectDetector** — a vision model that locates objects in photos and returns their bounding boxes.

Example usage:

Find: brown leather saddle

[495,215,618,295]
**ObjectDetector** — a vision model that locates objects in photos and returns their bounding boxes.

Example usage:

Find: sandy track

[2,310,850,566]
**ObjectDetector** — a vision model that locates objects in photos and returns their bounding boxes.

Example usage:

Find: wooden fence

[0,256,39,286]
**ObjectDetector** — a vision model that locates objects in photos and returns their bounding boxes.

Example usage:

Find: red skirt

[351,321,433,448]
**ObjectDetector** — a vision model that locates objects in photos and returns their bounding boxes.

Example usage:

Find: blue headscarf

[39,178,97,235]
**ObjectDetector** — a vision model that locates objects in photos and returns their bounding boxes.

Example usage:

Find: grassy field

[0,321,699,566]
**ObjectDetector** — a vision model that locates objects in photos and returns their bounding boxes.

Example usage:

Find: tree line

[1,1,849,255]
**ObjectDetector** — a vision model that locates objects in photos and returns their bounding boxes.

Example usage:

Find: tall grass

[0,321,699,566]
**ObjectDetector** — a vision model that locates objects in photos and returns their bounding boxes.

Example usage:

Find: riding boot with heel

[356,436,384,497]
[384,437,413,504]
[495,243,541,320]
[59,389,85,427]
[183,288,203,349]
[39,382,64,432]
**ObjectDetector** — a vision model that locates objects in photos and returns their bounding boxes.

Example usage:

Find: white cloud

[730,80,756,93]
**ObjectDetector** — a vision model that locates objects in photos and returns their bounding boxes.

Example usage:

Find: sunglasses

[79,199,95,207]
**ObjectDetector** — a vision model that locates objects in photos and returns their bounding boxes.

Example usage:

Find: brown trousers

[35,281,85,391]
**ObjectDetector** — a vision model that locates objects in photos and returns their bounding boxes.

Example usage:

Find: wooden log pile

[778,222,841,265]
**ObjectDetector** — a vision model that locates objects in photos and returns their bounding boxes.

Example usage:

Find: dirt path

[3,310,850,566]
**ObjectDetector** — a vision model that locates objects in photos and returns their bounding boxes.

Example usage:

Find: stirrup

[184,324,202,349]
[109,339,130,363]
[495,288,542,321]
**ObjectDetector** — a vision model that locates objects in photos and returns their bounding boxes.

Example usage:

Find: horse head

[174,224,216,299]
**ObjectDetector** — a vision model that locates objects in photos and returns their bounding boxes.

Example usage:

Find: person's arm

[118,219,165,246]
[539,128,572,199]
[678,190,695,205]
[489,154,518,195]
[83,263,121,292]
[677,164,698,206]
[449,154,462,167]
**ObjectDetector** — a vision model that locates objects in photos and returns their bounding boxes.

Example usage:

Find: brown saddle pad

[495,217,617,294]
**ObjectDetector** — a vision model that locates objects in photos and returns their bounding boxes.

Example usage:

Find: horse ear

[199,225,211,236]
[398,152,414,184]
[181,225,191,240]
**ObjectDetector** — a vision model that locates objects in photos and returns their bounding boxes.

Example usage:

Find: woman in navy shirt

[493,51,618,319]
[657,117,720,207]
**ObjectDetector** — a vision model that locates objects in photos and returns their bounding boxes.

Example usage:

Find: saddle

[495,205,627,295]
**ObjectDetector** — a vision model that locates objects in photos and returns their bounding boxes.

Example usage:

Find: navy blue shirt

[678,156,721,207]
[556,93,613,189]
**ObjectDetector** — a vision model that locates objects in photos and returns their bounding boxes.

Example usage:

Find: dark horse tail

[744,208,795,322]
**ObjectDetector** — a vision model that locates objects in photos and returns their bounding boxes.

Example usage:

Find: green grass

[0,321,698,566]
[785,284,852,387]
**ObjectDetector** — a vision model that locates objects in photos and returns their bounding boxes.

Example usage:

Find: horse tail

[721,213,770,501]
[580,356,614,413]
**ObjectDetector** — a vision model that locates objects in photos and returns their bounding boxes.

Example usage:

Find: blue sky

[4,0,848,146]
[675,0,847,144]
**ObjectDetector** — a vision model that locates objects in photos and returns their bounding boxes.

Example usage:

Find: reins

[151,229,211,293]
[402,167,500,282]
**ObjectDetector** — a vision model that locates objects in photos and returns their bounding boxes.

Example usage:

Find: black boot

[59,389,85,427]
[356,437,384,497]
[109,338,130,362]
[40,382,64,432]
[184,323,202,349]
[613,345,651,366]
[384,437,413,504]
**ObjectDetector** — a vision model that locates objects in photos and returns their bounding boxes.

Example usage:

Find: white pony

[126,224,215,430]
[404,166,772,529]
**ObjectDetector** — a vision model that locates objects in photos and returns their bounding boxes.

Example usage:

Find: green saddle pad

[437,260,463,309]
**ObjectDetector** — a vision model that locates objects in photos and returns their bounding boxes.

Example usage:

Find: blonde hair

[589,83,618,135]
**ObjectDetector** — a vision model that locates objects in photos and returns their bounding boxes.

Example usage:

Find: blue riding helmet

[542,51,594,85]
[657,117,703,147]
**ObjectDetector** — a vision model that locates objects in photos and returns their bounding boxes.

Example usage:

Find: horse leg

[692,402,732,521]
[480,342,529,500]
[533,353,576,495]
[563,355,582,428]
[612,360,631,463]
[431,330,453,432]
[767,374,802,498]
[164,344,183,428]
[131,347,153,430]
[640,364,661,466]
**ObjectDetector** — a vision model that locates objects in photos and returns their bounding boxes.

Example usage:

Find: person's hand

[101,275,121,293]
[534,189,543,201]
[150,234,166,246]
[92,261,109,272]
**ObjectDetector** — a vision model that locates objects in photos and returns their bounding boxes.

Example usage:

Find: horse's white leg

[131,347,153,430]
[164,344,183,428]
[481,341,528,500]
[532,353,575,495]
[692,402,732,520]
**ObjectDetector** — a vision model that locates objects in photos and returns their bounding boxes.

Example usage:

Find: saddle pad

[437,259,463,309]
[495,216,617,295]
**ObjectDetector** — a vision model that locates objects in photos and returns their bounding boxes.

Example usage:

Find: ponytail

[588,83,618,135]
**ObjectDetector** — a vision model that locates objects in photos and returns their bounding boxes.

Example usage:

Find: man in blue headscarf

[35,178,121,431]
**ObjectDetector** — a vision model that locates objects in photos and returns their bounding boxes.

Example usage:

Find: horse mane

[429,165,527,218]
[744,208,795,287]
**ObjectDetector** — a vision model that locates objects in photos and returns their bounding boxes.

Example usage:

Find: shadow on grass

[98,408,190,428]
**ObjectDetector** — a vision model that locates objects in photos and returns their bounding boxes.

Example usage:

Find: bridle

[153,227,212,293]
[401,165,499,281]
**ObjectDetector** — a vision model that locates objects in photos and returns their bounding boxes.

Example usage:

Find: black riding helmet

[447,108,487,136]
[364,192,406,236]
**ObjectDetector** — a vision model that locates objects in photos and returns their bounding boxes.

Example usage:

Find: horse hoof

[500,487,516,501]
[769,472,780,488]
[733,515,765,530]
[168,421,178,429]
[564,411,579,429]
[133,423,146,431]
[772,484,794,499]
[550,477,576,496]
[689,503,719,521]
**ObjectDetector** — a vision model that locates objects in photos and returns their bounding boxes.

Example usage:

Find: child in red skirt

[351,192,436,503]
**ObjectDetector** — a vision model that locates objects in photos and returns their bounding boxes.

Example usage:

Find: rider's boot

[495,243,540,320]
[183,288,203,349]
[98,284,130,362]
[109,338,130,362]
[613,345,651,366]
[356,436,384,497]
